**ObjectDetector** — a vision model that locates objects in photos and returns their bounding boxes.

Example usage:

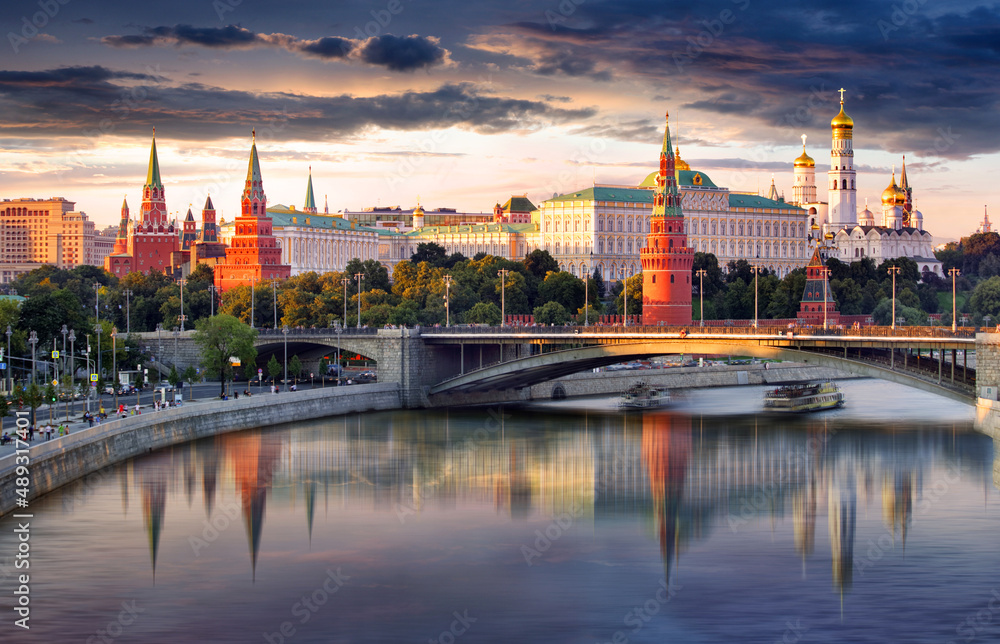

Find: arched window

[756,222,762,236]
[764,222,771,237]
[670,274,675,283]
[842,179,847,189]
[782,223,788,237]
[702,221,708,235]
[729,221,735,236]
[738,222,744,236]
[711,221,717,235]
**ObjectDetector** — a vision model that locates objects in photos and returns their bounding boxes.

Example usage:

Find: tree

[465,302,501,325]
[0,394,9,437]
[523,249,559,279]
[533,301,570,325]
[167,365,180,390]
[592,268,606,299]
[22,383,43,425]
[182,365,199,400]
[345,258,391,294]
[970,276,1000,318]
[615,274,643,318]
[318,357,329,387]
[538,271,584,311]
[193,314,258,397]
[289,355,302,383]
[410,242,448,267]
[267,355,282,385]
[575,304,601,325]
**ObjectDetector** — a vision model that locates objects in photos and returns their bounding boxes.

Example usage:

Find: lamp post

[272,279,278,328]
[622,268,628,327]
[354,273,363,327]
[443,275,453,327]
[123,289,132,334]
[497,269,509,326]
[178,279,187,331]
[111,327,118,409]
[61,325,68,416]
[249,276,257,329]
[94,323,102,385]
[208,285,216,317]
[888,265,901,330]
[29,330,38,385]
[750,265,763,329]
[583,259,590,327]
[5,325,11,392]
[696,269,707,327]
[818,267,830,331]
[156,323,162,367]
[68,329,75,418]
[334,322,342,386]
[949,268,960,332]
[173,328,179,369]
[282,325,288,390]
[341,278,349,325]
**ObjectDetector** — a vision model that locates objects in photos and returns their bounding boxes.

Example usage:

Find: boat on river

[763,381,844,413]
[619,382,670,409]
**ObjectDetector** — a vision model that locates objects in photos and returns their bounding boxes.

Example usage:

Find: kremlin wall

[1,94,940,312]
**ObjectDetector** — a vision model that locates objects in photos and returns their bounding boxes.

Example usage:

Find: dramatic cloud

[0,66,595,142]
[101,25,449,71]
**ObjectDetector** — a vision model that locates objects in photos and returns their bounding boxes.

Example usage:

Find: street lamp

[68,329,75,419]
[112,327,118,409]
[750,265,763,329]
[443,275,453,327]
[341,278,349,325]
[583,258,590,327]
[949,268,960,332]
[29,330,38,385]
[61,325,68,416]
[354,273,363,327]
[817,266,831,331]
[208,285,217,317]
[94,323,102,384]
[123,289,132,334]
[282,325,288,390]
[498,269,509,326]
[6,325,12,392]
[250,276,257,329]
[156,323,163,367]
[696,269,707,327]
[622,268,628,328]
[272,279,278,328]
[173,328,180,369]
[178,279,187,331]
[334,321,342,387]
[887,265,901,330]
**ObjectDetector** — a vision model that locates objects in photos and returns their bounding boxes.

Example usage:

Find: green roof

[639,169,718,188]
[405,222,536,236]
[728,194,804,211]
[502,196,536,212]
[219,206,381,233]
[146,134,162,189]
[545,186,654,204]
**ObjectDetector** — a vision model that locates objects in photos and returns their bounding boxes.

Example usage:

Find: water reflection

[93,406,990,605]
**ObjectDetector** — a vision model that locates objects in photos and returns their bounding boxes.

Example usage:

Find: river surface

[0,379,994,643]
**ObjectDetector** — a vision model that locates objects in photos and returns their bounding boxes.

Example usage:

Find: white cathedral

[789,90,941,276]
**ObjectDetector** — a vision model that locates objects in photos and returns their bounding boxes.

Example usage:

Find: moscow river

[0,379,994,643]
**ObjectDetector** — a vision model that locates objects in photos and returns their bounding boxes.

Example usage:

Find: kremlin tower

[190,195,227,268]
[828,89,857,230]
[105,197,134,276]
[303,167,317,215]
[214,131,291,293]
[796,246,840,326]
[641,112,694,326]
[792,135,817,205]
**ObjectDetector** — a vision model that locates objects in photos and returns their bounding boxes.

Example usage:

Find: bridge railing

[255,326,379,337]
[423,324,978,339]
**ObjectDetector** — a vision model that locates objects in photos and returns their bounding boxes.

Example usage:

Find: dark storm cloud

[356,35,446,71]
[0,66,594,142]
[101,25,447,71]
[469,0,1000,159]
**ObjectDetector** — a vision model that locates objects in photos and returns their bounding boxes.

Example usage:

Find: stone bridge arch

[429,340,972,405]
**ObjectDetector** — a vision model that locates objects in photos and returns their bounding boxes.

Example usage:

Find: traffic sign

[52,379,58,386]
[258,368,263,375]
[0,363,6,370]
[51,350,59,358]
[90,374,98,382]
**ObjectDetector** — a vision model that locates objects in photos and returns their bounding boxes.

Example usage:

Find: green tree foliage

[345,258,391,294]
[591,268,606,299]
[766,269,807,319]
[615,274,643,318]
[970,276,1000,318]
[267,355,282,384]
[538,271,584,312]
[289,355,302,382]
[523,249,559,280]
[465,301,501,325]
[193,314,258,397]
[167,365,180,389]
[182,365,199,400]
[533,301,569,325]
[410,242,448,267]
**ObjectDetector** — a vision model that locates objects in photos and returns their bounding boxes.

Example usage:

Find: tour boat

[619,382,671,409]
[763,381,845,413]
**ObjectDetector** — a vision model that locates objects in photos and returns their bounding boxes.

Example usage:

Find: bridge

[136,325,985,407]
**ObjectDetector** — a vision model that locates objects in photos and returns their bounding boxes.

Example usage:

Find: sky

[0,0,997,242]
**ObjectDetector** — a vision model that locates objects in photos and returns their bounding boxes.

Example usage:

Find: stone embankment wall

[0,384,400,518]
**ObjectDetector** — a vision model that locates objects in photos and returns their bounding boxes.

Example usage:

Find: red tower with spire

[641,112,694,325]
[214,131,291,293]
[104,197,134,276]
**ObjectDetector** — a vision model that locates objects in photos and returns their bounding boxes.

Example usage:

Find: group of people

[2,423,65,444]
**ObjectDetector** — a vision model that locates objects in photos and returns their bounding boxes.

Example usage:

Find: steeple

[242,129,267,215]
[652,111,683,220]
[304,166,317,214]
[324,194,329,214]
[767,175,780,201]
[117,197,129,238]
[899,155,909,191]
[146,129,163,189]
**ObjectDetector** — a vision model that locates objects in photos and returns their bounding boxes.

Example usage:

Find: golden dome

[794,147,815,168]
[674,147,691,172]
[881,172,906,206]
[831,101,854,129]
[413,204,425,215]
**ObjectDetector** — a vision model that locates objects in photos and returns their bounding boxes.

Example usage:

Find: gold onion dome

[794,146,815,168]
[674,147,691,172]
[881,172,906,205]
[831,102,854,129]
[413,203,425,215]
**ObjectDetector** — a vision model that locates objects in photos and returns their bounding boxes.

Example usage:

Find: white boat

[763,381,845,413]
[619,382,670,409]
